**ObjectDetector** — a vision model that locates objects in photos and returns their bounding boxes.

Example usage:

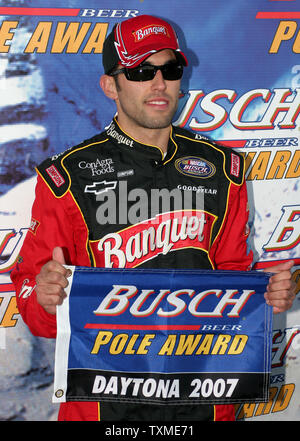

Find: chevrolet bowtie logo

[85,180,117,195]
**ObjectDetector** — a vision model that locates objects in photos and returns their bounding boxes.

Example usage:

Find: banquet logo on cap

[175,157,216,179]
[133,25,170,42]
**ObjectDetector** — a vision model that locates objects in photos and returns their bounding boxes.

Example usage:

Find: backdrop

[0,0,299,421]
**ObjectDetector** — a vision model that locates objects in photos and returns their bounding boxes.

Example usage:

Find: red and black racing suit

[11,118,253,421]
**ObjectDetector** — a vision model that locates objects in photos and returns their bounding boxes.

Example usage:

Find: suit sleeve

[10,175,76,338]
[211,180,253,271]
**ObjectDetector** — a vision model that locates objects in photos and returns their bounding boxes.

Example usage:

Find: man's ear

[100,74,118,100]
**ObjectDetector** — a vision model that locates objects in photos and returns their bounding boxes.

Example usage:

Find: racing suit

[11,117,253,421]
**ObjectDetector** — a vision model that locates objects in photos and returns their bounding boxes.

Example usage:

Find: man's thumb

[52,246,66,265]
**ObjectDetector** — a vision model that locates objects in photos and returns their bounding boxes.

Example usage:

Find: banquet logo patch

[175,157,216,179]
[96,210,216,268]
[133,25,170,42]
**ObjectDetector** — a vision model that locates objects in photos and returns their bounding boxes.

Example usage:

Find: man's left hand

[264,260,297,314]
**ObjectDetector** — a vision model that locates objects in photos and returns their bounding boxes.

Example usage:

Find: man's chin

[139,113,175,130]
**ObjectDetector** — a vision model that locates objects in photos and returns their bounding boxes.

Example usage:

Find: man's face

[112,49,182,133]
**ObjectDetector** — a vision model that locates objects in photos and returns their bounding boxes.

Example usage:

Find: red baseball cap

[102,15,188,74]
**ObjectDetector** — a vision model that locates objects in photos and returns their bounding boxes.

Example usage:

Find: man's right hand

[35,247,71,315]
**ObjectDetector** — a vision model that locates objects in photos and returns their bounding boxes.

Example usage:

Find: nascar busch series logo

[175,157,216,179]
[94,210,216,268]
[175,87,300,131]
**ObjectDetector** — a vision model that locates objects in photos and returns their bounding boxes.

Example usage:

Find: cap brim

[124,44,188,69]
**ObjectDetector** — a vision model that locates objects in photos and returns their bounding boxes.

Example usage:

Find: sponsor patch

[230,153,240,177]
[133,25,170,42]
[175,157,216,179]
[95,210,216,268]
[78,158,114,176]
[117,169,134,178]
[29,218,40,235]
[106,122,134,147]
[19,279,36,299]
[85,180,117,196]
[46,165,65,187]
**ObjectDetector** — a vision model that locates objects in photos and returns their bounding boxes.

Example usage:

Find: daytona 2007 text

[92,375,239,400]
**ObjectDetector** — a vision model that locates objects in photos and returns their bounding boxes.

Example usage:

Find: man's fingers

[269,270,293,285]
[264,283,297,314]
[36,281,67,297]
[39,259,66,275]
[36,282,67,309]
[39,259,71,281]
[266,278,294,293]
[36,269,69,288]
[264,260,294,274]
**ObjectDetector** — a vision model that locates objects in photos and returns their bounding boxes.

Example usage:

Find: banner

[53,267,273,405]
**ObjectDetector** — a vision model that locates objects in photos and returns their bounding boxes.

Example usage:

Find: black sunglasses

[110,62,184,82]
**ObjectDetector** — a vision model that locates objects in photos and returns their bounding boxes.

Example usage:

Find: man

[11,14,296,421]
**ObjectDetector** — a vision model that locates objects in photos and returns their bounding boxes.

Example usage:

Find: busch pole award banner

[0,0,299,421]
[53,267,273,405]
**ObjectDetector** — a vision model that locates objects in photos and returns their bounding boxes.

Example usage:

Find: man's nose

[151,69,167,90]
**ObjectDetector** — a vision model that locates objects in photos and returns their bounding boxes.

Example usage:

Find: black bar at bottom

[65,369,270,404]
